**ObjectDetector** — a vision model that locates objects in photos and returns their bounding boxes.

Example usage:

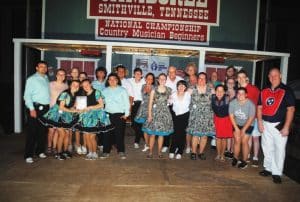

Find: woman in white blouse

[169,80,191,160]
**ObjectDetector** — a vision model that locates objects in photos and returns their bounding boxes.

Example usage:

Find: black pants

[163,106,175,147]
[170,112,189,155]
[24,104,49,159]
[132,101,143,144]
[103,113,126,153]
[97,132,103,146]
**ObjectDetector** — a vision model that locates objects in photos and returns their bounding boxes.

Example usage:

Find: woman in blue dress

[75,79,114,160]
[186,72,215,160]
[142,73,173,158]
[134,72,155,152]
[41,79,80,160]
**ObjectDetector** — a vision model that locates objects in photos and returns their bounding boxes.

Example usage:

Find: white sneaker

[169,153,175,159]
[98,145,103,152]
[25,157,34,163]
[39,153,47,159]
[85,152,93,160]
[211,138,216,147]
[92,152,98,159]
[81,146,87,155]
[175,154,182,160]
[142,144,149,152]
[134,143,139,149]
[161,146,168,153]
[185,147,191,154]
[77,146,83,155]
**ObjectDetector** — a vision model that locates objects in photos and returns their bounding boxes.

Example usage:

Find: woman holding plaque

[75,79,114,160]
[40,79,80,160]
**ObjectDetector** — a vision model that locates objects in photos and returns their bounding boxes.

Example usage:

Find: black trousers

[169,112,189,155]
[103,113,126,153]
[24,104,49,159]
[163,105,175,147]
[132,101,143,143]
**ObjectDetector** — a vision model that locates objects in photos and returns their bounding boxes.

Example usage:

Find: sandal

[158,154,164,159]
[147,154,153,159]
[47,147,52,154]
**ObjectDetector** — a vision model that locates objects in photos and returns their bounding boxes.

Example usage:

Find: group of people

[23,61,295,184]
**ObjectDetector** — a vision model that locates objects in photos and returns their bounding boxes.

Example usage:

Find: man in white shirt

[128,67,146,148]
[162,66,184,153]
[166,66,184,94]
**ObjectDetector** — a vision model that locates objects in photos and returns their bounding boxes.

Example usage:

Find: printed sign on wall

[88,0,220,45]
[132,55,169,76]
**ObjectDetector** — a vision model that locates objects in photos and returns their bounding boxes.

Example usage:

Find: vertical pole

[198,50,206,73]
[106,45,112,74]
[14,41,22,133]
[252,62,257,84]
[280,56,289,84]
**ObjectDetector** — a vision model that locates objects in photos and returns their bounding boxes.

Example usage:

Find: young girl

[186,72,215,160]
[212,85,233,161]
[41,79,80,160]
[169,80,191,160]
[134,72,155,152]
[75,79,114,160]
[229,87,255,169]
[47,69,68,154]
[142,73,173,158]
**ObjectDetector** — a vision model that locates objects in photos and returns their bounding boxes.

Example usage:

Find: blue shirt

[92,80,106,91]
[102,86,130,117]
[24,73,50,110]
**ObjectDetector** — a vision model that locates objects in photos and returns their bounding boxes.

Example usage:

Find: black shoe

[224,151,233,159]
[198,153,206,160]
[238,160,248,169]
[56,153,66,160]
[272,175,282,184]
[259,170,272,177]
[190,153,197,160]
[62,151,72,158]
[232,157,238,167]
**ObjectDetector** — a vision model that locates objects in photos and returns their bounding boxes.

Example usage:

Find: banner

[96,19,208,43]
[89,0,219,25]
[88,0,219,44]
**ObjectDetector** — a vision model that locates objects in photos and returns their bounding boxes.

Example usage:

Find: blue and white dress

[134,84,154,124]
[142,87,173,136]
[40,90,78,129]
[75,89,114,133]
[186,86,215,137]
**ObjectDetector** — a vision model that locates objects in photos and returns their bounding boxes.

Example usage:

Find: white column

[14,41,22,133]
[280,56,289,83]
[198,50,206,73]
[252,62,256,84]
[106,45,112,74]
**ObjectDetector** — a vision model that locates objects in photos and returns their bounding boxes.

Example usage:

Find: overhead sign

[96,19,208,44]
[88,0,220,45]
